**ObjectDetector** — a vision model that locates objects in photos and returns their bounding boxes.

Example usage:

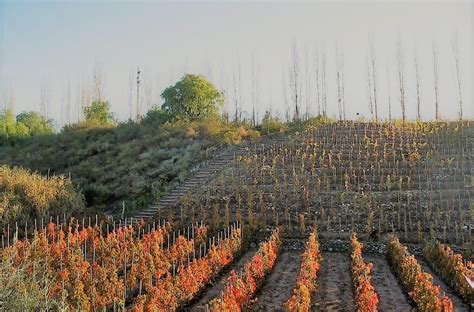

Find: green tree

[161,74,224,120]
[0,109,20,140]
[16,111,54,136]
[83,100,115,125]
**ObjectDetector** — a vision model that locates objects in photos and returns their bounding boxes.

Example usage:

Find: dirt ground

[187,249,257,311]
[364,254,414,312]
[312,252,356,312]
[252,251,302,311]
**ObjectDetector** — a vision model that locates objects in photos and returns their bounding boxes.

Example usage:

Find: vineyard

[1,121,473,311]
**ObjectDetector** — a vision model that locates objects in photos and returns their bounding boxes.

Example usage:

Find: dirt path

[312,252,355,312]
[252,251,302,311]
[416,257,470,311]
[364,254,414,312]
[187,249,257,311]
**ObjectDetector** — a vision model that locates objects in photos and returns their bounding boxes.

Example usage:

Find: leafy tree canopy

[0,109,53,141]
[83,100,115,126]
[161,74,224,121]
[16,111,54,136]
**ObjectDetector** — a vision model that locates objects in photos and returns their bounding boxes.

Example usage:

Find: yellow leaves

[0,165,83,225]
[389,236,454,312]
[285,229,321,312]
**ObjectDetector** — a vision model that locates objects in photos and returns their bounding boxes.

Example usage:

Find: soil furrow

[364,254,413,312]
[312,252,355,312]
[187,248,257,311]
[252,251,302,311]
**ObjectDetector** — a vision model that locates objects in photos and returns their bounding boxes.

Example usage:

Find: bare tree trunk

[282,68,290,122]
[387,65,392,121]
[3,79,14,111]
[80,75,91,117]
[414,46,421,121]
[92,60,105,102]
[432,42,440,120]
[128,71,134,121]
[341,55,346,120]
[136,67,141,121]
[219,65,228,119]
[237,59,242,121]
[304,44,311,120]
[366,56,374,119]
[321,47,327,116]
[290,41,300,121]
[66,79,71,125]
[335,45,343,120]
[313,46,321,116]
[40,78,49,118]
[75,81,81,122]
[143,68,153,114]
[251,51,260,126]
[397,36,406,123]
[232,58,242,122]
[452,31,463,120]
[370,40,378,120]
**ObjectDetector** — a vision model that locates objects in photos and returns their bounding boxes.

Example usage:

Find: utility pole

[136,67,141,121]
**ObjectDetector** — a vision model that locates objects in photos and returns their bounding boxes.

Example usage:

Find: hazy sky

[0,0,472,125]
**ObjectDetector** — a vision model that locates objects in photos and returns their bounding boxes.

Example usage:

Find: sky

[0,0,472,126]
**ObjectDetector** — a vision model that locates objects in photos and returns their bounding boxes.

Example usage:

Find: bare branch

[397,35,406,123]
[432,42,440,120]
[414,45,421,121]
[452,30,463,120]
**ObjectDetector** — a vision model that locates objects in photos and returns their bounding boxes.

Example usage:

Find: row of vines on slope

[207,227,281,310]
[285,228,322,311]
[424,241,474,303]
[131,224,242,311]
[350,233,379,312]
[0,219,220,311]
[387,235,454,312]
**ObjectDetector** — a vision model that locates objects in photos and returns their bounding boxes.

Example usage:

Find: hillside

[0,118,259,216]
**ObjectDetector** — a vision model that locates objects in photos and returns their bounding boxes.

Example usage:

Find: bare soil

[187,249,257,311]
[312,252,356,312]
[252,251,302,311]
[364,254,414,312]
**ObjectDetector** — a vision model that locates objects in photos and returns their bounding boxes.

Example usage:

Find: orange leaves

[424,241,474,302]
[388,236,453,312]
[209,228,281,311]
[135,226,242,311]
[409,272,453,312]
[350,233,379,312]
[285,229,322,312]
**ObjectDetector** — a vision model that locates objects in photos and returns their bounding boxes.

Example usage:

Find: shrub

[0,165,84,230]
[303,115,336,130]
[260,111,288,135]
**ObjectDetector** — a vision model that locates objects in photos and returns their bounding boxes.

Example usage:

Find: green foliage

[142,107,173,126]
[83,100,115,126]
[0,110,54,143]
[260,111,288,135]
[0,118,256,215]
[0,165,84,228]
[161,74,224,121]
[16,111,54,136]
[303,115,336,130]
[0,109,25,140]
[0,253,61,311]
